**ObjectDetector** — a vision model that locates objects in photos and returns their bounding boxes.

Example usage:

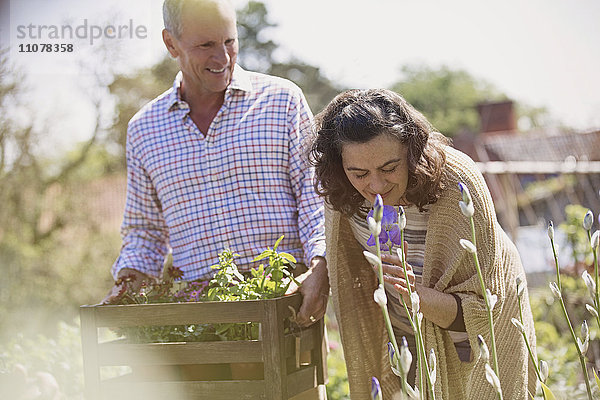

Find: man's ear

[162,29,179,58]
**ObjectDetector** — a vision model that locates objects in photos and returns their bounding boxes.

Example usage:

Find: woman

[309,89,536,399]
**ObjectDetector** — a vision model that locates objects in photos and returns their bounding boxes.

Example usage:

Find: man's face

[163,1,238,98]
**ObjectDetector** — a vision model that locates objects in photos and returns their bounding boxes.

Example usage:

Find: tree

[390,65,504,136]
[0,48,120,340]
[236,1,278,73]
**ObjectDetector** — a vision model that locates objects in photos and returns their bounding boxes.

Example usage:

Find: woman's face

[341,134,409,206]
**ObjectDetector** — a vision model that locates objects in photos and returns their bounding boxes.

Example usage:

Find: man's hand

[286,256,329,327]
[99,268,152,305]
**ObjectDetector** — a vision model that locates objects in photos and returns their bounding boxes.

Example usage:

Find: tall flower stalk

[367,195,409,396]
[583,210,600,331]
[396,206,435,399]
[366,195,434,400]
[547,221,594,400]
[458,183,502,400]
[513,277,551,400]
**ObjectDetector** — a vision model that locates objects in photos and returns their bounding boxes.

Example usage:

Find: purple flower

[373,194,384,222]
[367,205,401,250]
[371,376,382,400]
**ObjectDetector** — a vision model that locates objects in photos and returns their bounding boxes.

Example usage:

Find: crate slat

[287,366,317,398]
[101,379,265,400]
[98,340,263,365]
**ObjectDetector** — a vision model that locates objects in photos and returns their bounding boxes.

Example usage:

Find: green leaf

[594,369,600,392]
[253,251,270,261]
[273,235,284,250]
[540,382,557,400]
[280,252,297,264]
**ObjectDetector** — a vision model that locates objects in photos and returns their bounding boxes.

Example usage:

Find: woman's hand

[377,252,416,305]
[365,250,461,329]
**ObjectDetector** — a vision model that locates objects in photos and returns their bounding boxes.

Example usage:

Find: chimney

[477,100,517,135]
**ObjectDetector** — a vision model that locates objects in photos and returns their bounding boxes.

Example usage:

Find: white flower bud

[458,182,472,205]
[586,304,599,319]
[582,270,596,298]
[582,320,589,341]
[397,206,406,230]
[373,285,387,307]
[459,200,474,217]
[410,291,420,314]
[516,276,524,299]
[547,221,555,241]
[511,317,526,334]
[477,334,489,363]
[363,251,382,269]
[407,386,420,400]
[396,247,405,264]
[577,336,589,355]
[459,239,477,254]
[539,360,549,383]
[416,311,423,326]
[373,194,384,222]
[429,348,437,385]
[486,289,498,310]
[549,281,561,298]
[584,210,594,231]
[400,337,412,377]
[368,216,381,236]
[592,230,600,250]
[485,363,502,394]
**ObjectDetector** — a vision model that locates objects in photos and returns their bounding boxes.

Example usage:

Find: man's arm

[102,123,169,303]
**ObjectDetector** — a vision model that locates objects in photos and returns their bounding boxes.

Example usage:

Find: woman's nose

[369,174,387,194]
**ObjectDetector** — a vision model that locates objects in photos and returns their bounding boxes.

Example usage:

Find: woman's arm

[379,253,463,330]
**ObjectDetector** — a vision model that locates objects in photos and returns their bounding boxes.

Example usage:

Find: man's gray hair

[163,0,184,38]
[163,0,235,38]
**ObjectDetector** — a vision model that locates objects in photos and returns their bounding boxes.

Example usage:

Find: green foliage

[390,64,504,136]
[236,1,277,73]
[112,237,299,343]
[530,276,599,399]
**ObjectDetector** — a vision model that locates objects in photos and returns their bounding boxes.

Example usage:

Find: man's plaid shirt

[112,65,325,281]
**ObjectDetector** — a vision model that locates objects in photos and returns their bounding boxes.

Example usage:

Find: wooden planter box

[80,293,327,400]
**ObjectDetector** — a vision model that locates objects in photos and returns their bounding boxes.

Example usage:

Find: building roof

[480,129,600,162]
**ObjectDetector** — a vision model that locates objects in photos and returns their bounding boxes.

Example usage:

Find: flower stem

[375,232,408,393]
[550,235,561,290]
[398,229,435,400]
[470,217,501,386]
[517,297,545,399]
[590,230,600,331]
[558,294,593,400]
[549,236,593,400]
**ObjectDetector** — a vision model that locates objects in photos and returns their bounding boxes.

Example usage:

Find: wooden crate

[80,293,327,400]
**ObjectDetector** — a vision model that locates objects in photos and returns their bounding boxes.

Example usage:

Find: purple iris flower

[367,205,401,250]
[371,376,382,400]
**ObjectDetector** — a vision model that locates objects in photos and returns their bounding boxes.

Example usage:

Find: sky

[2,0,600,149]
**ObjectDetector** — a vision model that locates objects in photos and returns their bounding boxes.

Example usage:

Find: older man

[103,0,328,330]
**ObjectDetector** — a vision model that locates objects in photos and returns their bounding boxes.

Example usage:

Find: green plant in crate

[111,236,300,343]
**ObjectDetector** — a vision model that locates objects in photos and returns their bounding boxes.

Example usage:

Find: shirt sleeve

[287,89,326,266]
[111,123,169,279]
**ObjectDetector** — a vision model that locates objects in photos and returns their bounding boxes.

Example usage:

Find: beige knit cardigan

[326,147,537,399]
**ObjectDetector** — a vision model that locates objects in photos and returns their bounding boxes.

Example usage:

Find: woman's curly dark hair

[309,89,451,216]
